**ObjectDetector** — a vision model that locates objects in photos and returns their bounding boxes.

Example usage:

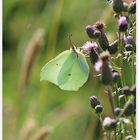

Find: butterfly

[40,46,89,91]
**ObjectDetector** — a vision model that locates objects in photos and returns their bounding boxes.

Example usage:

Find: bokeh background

[3,0,132,140]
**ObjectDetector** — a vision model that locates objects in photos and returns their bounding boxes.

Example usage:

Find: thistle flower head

[118,16,128,32]
[82,41,98,54]
[103,117,117,131]
[94,60,103,72]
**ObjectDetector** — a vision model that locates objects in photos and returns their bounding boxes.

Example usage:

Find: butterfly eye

[68,73,71,76]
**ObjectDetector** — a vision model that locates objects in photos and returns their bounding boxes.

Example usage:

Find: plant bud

[118,16,128,32]
[85,25,96,39]
[123,2,129,12]
[112,71,120,83]
[114,107,122,116]
[112,0,124,13]
[125,135,134,140]
[123,101,135,116]
[89,96,100,109]
[125,44,133,51]
[95,105,103,114]
[103,117,117,131]
[124,36,136,46]
[128,1,136,14]
[94,30,101,38]
[130,84,136,96]
[98,31,110,50]
[122,86,131,96]
[124,36,136,52]
[108,40,118,54]
[89,48,99,65]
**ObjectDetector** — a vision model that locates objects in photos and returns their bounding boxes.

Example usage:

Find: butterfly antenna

[68,34,78,57]
[68,34,74,50]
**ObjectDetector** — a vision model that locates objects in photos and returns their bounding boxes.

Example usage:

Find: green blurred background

[3,0,119,139]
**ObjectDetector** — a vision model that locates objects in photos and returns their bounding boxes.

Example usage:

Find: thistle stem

[107,87,115,118]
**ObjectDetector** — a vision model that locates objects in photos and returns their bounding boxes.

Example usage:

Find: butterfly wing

[57,51,89,91]
[40,50,71,85]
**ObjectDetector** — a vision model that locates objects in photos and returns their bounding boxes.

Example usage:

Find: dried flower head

[99,51,110,61]
[94,21,105,31]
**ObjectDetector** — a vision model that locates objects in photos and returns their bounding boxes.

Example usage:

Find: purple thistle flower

[103,117,117,131]
[118,16,128,32]
[82,41,97,54]
[124,35,134,45]
[94,60,103,72]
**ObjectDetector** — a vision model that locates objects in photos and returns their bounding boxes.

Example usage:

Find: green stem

[107,87,115,118]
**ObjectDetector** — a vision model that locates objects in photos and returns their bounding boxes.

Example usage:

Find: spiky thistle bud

[122,86,131,96]
[125,135,134,140]
[89,96,101,109]
[112,0,124,13]
[123,100,135,116]
[89,48,99,65]
[103,117,117,131]
[95,105,103,114]
[124,36,136,46]
[118,16,128,32]
[123,2,129,12]
[124,36,136,52]
[108,40,118,54]
[112,70,120,83]
[128,1,136,14]
[130,84,136,96]
[125,44,133,51]
[85,25,101,39]
[114,107,122,116]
